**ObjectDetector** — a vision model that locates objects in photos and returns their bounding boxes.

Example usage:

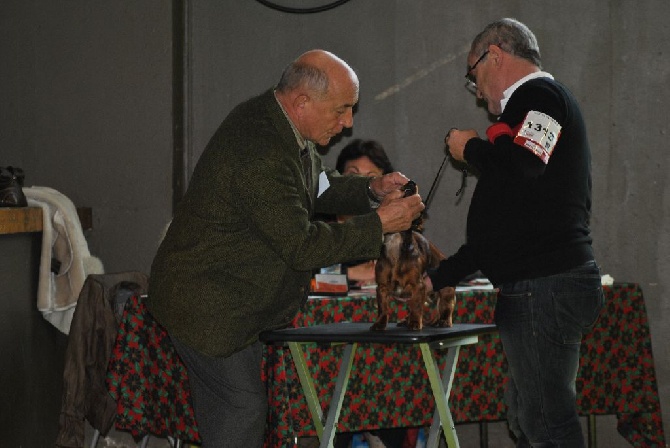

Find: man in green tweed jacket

[147,49,424,447]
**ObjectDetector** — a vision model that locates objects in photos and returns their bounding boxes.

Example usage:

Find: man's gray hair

[276,60,329,98]
[472,18,542,69]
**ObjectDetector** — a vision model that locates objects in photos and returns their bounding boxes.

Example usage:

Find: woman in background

[336,139,394,288]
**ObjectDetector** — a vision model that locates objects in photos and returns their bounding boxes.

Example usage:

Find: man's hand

[445,128,479,161]
[375,190,424,234]
[369,172,410,200]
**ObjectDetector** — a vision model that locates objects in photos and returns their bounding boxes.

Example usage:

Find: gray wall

[2,0,668,446]
[1,0,173,274]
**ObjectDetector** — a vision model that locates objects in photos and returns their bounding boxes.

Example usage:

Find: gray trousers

[171,337,268,448]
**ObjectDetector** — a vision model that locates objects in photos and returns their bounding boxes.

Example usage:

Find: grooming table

[260,322,497,448]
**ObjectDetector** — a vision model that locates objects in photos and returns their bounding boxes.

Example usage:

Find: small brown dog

[371,182,455,331]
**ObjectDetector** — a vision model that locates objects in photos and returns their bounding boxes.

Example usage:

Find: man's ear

[489,44,504,67]
[294,94,309,110]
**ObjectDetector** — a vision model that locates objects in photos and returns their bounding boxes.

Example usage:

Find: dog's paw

[405,320,423,331]
[370,321,387,331]
[397,319,423,330]
[434,318,453,328]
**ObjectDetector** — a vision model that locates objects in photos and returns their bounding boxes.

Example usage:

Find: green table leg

[588,414,597,448]
[289,342,325,437]
[289,334,480,448]
[421,335,480,448]
[289,342,357,448]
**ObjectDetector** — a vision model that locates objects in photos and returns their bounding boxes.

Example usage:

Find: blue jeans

[494,261,604,447]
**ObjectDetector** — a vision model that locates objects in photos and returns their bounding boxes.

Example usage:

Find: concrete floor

[87,416,632,447]
[89,423,455,448]
[86,423,172,448]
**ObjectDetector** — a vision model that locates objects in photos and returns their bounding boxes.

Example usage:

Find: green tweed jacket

[148,89,383,357]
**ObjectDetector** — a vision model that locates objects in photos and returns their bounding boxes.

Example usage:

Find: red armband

[486,122,514,143]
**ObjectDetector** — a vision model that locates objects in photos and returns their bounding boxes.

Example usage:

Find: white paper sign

[514,110,562,164]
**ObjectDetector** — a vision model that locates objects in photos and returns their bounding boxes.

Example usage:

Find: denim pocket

[551,280,604,344]
[495,285,532,326]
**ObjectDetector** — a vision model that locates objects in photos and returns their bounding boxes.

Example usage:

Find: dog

[371,181,455,331]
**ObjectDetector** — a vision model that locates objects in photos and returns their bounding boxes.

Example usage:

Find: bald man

[148,49,424,447]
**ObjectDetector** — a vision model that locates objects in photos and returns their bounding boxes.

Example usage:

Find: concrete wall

[2,0,668,446]
[1,0,173,274]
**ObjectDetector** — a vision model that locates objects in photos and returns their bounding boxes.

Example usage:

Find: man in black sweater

[427,18,604,447]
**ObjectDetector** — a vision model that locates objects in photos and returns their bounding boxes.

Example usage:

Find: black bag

[0,166,28,207]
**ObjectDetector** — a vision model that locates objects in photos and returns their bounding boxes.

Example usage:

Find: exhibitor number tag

[514,110,562,164]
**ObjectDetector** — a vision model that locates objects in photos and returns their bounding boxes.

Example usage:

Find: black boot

[0,166,28,207]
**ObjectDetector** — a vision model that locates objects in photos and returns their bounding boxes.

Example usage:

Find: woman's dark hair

[335,139,394,175]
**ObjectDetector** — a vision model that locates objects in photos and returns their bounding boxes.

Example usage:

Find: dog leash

[422,149,468,213]
[403,145,467,236]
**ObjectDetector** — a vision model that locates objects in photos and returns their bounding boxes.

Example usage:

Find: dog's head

[401,180,424,233]
[378,229,443,280]
[377,180,443,273]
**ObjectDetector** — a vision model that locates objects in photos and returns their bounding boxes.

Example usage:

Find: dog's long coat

[371,229,455,331]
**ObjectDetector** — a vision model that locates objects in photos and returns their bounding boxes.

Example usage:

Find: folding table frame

[260,322,497,448]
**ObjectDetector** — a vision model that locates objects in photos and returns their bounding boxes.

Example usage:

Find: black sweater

[429,77,594,289]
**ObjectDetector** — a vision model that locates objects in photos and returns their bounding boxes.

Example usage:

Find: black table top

[259,322,497,345]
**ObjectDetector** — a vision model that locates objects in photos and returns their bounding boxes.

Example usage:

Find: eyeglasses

[464,50,489,92]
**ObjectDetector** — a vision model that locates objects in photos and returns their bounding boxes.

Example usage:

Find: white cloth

[24,186,104,334]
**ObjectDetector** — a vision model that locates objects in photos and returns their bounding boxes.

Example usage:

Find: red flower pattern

[106,285,665,448]
[263,284,666,447]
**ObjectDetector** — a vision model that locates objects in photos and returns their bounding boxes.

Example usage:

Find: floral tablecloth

[107,294,201,444]
[262,283,666,447]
